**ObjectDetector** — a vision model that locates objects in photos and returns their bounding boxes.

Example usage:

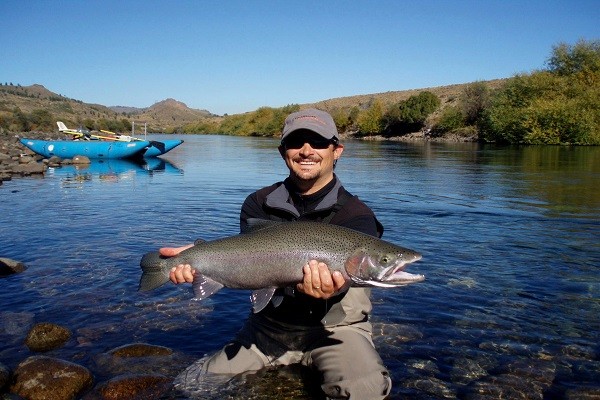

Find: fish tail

[139,251,172,291]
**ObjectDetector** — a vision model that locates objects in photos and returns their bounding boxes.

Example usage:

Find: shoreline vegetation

[1,40,599,145]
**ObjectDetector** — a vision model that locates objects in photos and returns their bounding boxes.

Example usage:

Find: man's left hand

[296,260,346,299]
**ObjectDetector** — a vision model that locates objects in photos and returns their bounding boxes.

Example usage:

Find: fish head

[345,245,424,287]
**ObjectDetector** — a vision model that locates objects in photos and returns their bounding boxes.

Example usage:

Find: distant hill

[307,79,507,114]
[0,79,507,133]
[0,83,119,122]
[0,84,218,133]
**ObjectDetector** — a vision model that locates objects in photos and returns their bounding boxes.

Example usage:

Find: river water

[1,134,598,399]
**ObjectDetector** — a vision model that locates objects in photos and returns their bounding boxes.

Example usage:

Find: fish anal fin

[192,275,224,300]
[250,288,278,313]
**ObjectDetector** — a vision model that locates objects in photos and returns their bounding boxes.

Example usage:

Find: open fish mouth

[375,255,424,287]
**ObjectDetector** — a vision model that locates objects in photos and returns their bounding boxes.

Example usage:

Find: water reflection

[47,158,184,187]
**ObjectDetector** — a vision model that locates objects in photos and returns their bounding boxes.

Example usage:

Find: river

[1,134,598,399]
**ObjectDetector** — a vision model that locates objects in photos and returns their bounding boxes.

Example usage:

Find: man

[162,108,391,399]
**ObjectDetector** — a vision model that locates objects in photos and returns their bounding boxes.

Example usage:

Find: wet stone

[500,358,556,387]
[88,373,172,400]
[0,362,10,392]
[564,386,600,399]
[0,258,27,276]
[450,357,490,385]
[25,322,71,352]
[462,373,544,400]
[401,376,457,399]
[93,343,194,380]
[562,344,596,360]
[11,162,46,175]
[372,322,423,346]
[108,343,173,357]
[10,356,93,400]
[0,311,34,336]
[72,155,91,164]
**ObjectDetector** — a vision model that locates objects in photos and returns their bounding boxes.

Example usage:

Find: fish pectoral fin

[250,288,278,313]
[192,275,224,300]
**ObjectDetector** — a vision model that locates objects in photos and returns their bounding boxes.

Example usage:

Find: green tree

[435,106,465,133]
[481,70,600,144]
[357,100,384,136]
[29,109,54,131]
[460,82,491,125]
[382,91,440,135]
[547,39,600,82]
[11,107,29,131]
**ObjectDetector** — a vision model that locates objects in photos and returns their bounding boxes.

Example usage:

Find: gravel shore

[0,131,69,185]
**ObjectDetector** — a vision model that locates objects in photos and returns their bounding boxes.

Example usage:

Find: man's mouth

[295,158,319,165]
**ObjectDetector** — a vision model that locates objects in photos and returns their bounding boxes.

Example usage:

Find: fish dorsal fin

[245,218,281,233]
[250,288,278,313]
[192,274,224,300]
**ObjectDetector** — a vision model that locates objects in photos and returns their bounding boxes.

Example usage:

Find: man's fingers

[331,270,345,291]
[169,264,195,284]
[160,247,179,257]
[309,260,322,289]
[317,263,334,292]
[159,244,194,257]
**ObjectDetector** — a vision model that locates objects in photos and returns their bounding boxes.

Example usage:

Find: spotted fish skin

[139,219,423,312]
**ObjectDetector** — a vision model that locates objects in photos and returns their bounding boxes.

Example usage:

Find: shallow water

[1,135,599,399]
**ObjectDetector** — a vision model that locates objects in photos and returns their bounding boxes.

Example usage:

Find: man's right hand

[159,245,195,284]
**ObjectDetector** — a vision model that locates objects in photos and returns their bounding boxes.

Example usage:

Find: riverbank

[0,131,95,185]
[343,128,479,143]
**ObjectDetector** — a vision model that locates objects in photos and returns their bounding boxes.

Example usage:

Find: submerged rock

[93,342,194,382]
[108,343,173,357]
[10,356,93,400]
[25,322,72,352]
[89,373,172,400]
[0,362,10,392]
[564,386,600,399]
[0,257,27,276]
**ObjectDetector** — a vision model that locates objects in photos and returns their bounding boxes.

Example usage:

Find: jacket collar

[265,176,342,218]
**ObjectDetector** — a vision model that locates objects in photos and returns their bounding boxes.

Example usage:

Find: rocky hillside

[308,79,507,114]
[128,98,216,132]
[0,84,217,132]
[0,79,507,133]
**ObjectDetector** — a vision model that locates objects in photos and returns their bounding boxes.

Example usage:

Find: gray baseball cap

[281,108,339,142]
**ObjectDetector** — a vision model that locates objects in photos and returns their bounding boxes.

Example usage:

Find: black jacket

[239,175,382,328]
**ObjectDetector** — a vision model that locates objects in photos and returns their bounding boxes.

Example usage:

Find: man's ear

[278,145,286,158]
[333,143,344,160]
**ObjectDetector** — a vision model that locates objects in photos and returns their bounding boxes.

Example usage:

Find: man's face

[279,130,344,194]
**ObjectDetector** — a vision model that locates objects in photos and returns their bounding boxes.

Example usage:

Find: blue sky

[1,0,598,115]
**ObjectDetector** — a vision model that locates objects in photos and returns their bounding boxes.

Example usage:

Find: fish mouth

[375,254,424,287]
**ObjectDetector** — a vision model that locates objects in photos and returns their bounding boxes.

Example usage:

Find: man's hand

[159,245,195,284]
[296,260,346,299]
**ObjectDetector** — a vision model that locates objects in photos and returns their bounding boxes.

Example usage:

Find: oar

[100,130,144,142]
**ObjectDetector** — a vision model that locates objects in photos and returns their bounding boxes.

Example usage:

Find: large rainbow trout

[139,220,424,312]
